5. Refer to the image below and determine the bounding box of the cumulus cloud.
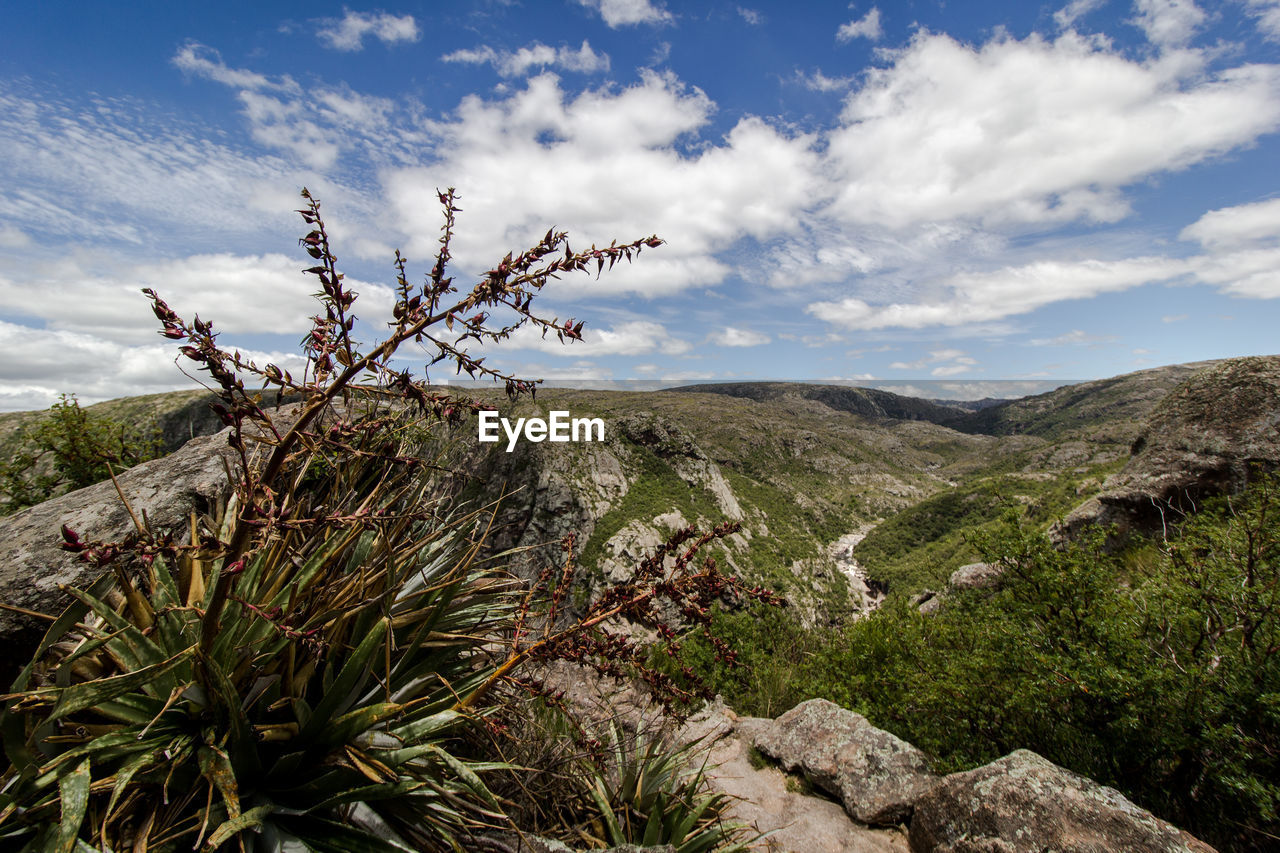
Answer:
[500,320,690,356]
[575,0,672,28]
[316,10,420,51]
[1131,0,1207,47]
[384,72,819,297]
[0,321,310,411]
[442,41,609,77]
[738,7,762,25]
[1180,196,1280,248]
[1182,198,1280,298]
[0,254,394,344]
[821,31,1280,229]
[710,327,770,347]
[838,8,882,42]
[808,256,1191,330]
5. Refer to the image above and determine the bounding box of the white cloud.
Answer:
[1180,196,1280,248]
[738,7,762,25]
[1132,0,1207,47]
[0,83,302,245]
[808,256,1191,330]
[575,0,672,28]
[0,254,395,344]
[1182,197,1280,297]
[169,43,425,175]
[316,10,420,51]
[1190,246,1280,297]
[442,41,610,77]
[710,327,770,347]
[1246,0,1280,41]
[385,72,819,297]
[797,69,855,92]
[1054,0,1106,29]
[1029,329,1118,345]
[822,31,1280,229]
[501,319,690,357]
[888,348,978,376]
[0,321,311,412]
[0,225,31,248]
[172,43,298,93]
[838,8,882,42]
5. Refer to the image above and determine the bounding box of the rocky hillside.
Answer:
[1057,355,1280,542]
[2,358,1246,619]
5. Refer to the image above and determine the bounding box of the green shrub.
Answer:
[0,394,162,514]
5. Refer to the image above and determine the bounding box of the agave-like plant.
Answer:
[583,721,755,853]
[0,410,520,852]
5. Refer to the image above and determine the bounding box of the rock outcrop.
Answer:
[678,701,910,853]
[0,429,240,684]
[909,749,1217,853]
[947,561,1001,590]
[1056,356,1280,543]
[753,698,938,826]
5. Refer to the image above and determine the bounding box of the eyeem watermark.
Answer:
[478,410,605,452]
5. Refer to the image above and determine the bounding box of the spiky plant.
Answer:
[583,721,754,853]
[0,408,522,851]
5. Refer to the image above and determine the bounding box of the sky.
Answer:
[1,0,1279,410]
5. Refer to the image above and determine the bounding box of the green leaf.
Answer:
[47,645,196,722]
[205,803,277,849]
[300,618,389,740]
[54,759,89,853]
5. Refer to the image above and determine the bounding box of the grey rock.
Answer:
[1055,356,1280,544]
[0,429,241,682]
[754,698,938,826]
[948,562,1002,590]
[908,749,1217,853]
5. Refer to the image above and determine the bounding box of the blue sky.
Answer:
[1,0,1279,409]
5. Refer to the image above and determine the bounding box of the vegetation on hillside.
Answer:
[0,394,163,515]
[683,472,1280,851]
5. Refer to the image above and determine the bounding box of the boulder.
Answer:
[948,562,1002,590]
[908,749,1217,853]
[754,698,938,826]
[0,430,240,684]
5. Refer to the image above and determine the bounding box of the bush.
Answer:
[0,189,776,851]
[829,483,1280,851]
[0,394,162,514]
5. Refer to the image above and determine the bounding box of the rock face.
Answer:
[1057,356,1280,542]
[909,749,1217,853]
[0,430,239,684]
[753,698,938,826]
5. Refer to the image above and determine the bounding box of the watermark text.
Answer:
[478,410,605,452]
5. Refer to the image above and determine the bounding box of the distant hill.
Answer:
[2,358,1263,606]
